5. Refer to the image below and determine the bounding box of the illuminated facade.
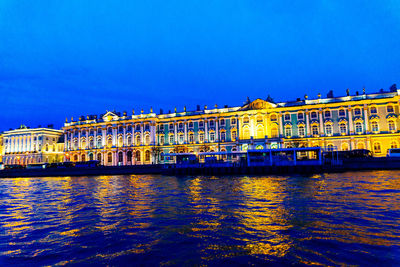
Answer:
[63,89,400,166]
[2,126,64,165]
[0,134,3,164]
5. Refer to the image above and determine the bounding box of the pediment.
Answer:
[102,111,119,122]
[240,98,276,111]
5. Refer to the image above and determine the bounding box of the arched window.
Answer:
[326,144,334,152]
[209,132,215,142]
[127,135,132,146]
[169,135,174,144]
[297,112,304,120]
[284,126,292,137]
[271,127,278,138]
[325,124,333,135]
[243,126,250,139]
[179,122,184,129]
[355,122,363,133]
[370,107,377,114]
[371,121,379,132]
[256,116,263,123]
[312,125,319,135]
[135,150,141,161]
[231,130,237,140]
[145,150,151,162]
[127,151,133,163]
[339,109,346,117]
[178,133,184,144]
[354,108,361,115]
[256,125,264,139]
[188,121,194,128]
[373,142,381,154]
[243,117,249,124]
[74,154,78,161]
[107,137,113,147]
[340,123,347,134]
[387,105,394,113]
[45,144,49,151]
[324,110,331,118]
[118,152,123,163]
[97,138,102,148]
[220,131,226,141]
[284,113,290,121]
[270,115,277,122]
[136,135,141,145]
[311,112,317,119]
[342,142,349,151]
[89,138,94,148]
[145,135,150,145]
[298,126,305,136]
[118,136,123,147]
[89,153,94,161]
[97,153,102,162]
[209,120,215,127]
[388,121,396,131]
[357,142,365,149]
[189,133,194,143]
[107,152,112,163]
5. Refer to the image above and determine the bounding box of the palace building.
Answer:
[2,126,64,165]
[63,88,400,166]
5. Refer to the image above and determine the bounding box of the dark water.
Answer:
[1,171,400,266]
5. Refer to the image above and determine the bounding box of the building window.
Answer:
[354,108,361,115]
[118,126,123,133]
[127,125,132,132]
[220,119,225,126]
[270,115,277,122]
[256,126,264,139]
[220,132,226,141]
[135,124,141,131]
[97,138,102,148]
[127,136,132,146]
[325,124,332,135]
[89,139,94,148]
[97,153,102,162]
[297,113,304,120]
[256,116,263,123]
[179,134,184,144]
[312,125,319,135]
[209,120,215,127]
[373,142,381,154]
[370,107,377,114]
[285,127,292,137]
[243,117,249,124]
[179,122,183,129]
[199,121,204,128]
[118,152,123,163]
[145,135,150,145]
[145,150,150,162]
[169,123,174,130]
[118,136,123,147]
[387,105,394,113]
[127,151,132,162]
[371,121,379,132]
[169,135,174,144]
[231,131,237,140]
[243,127,250,139]
[160,135,165,145]
[324,110,331,118]
[391,141,398,149]
[209,132,215,142]
[311,112,317,119]
[107,152,112,163]
[357,142,365,149]
[271,127,278,138]
[136,135,141,145]
[231,118,237,125]
[298,126,305,136]
[389,121,396,131]
[144,124,150,131]
[189,133,194,143]
[159,124,164,131]
[199,133,204,143]
[107,138,113,147]
[339,109,346,117]
[355,122,363,133]
[136,150,141,161]
[326,144,334,152]
[284,114,290,121]
[189,122,194,128]
[342,142,349,151]
[340,124,347,134]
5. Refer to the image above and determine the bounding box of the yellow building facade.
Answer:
[63,89,400,166]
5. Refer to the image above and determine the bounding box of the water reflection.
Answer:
[0,171,399,265]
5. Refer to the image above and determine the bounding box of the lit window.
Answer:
[298,126,305,136]
[389,121,396,131]
[169,135,174,144]
[220,132,226,141]
[324,110,331,118]
[243,117,249,124]
[210,132,215,142]
[371,121,379,132]
[270,115,277,122]
[391,141,398,149]
[231,118,237,125]
[340,124,347,134]
[355,122,363,133]
[285,127,292,137]
[325,124,332,135]
[145,135,150,145]
[189,133,194,143]
[231,131,237,140]
[312,125,319,135]
[136,135,141,145]
[160,135,165,145]
[179,134,184,144]
[199,133,204,143]
[311,112,317,119]
[256,116,263,123]
[271,127,278,138]
[373,142,381,154]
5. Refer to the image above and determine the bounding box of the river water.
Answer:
[1,171,399,266]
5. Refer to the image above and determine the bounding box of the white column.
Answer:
[205,119,208,142]
[319,109,324,135]
[363,106,369,133]
[184,121,187,143]
[348,107,354,134]
[279,113,283,137]
[305,111,310,137]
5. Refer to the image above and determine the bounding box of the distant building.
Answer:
[2,125,64,165]
[0,134,3,166]
[63,89,400,166]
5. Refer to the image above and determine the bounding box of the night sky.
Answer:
[0,0,399,131]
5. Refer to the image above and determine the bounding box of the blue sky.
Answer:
[0,0,399,131]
